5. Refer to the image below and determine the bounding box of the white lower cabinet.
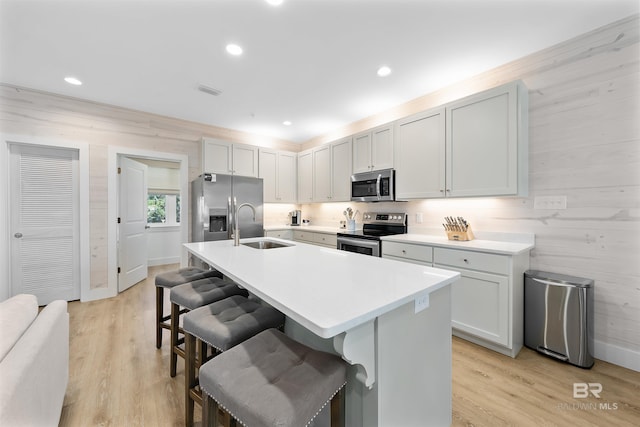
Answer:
[382,241,529,357]
[313,232,337,248]
[293,230,337,248]
[264,229,293,240]
[448,268,509,347]
[381,241,433,266]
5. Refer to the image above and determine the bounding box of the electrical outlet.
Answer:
[534,195,567,210]
[415,294,430,313]
[416,212,423,224]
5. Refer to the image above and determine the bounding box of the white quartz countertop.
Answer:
[381,233,534,255]
[264,224,345,234]
[184,238,459,339]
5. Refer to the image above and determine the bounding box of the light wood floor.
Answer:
[60,265,640,427]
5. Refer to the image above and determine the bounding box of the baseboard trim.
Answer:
[594,339,640,372]
[148,257,180,267]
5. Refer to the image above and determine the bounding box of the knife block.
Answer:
[446,225,474,241]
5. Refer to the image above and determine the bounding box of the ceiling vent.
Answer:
[198,84,222,96]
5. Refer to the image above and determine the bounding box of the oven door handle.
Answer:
[337,236,380,250]
[376,173,382,200]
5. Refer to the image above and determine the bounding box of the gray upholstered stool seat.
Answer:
[183,295,286,426]
[155,267,222,349]
[200,328,348,427]
[156,267,222,289]
[169,278,249,377]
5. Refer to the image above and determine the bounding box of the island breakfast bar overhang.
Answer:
[183,238,460,427]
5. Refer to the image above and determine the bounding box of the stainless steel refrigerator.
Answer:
[191,173,264,247]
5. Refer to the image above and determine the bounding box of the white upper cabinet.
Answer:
[395,108,445,199]
[259,149,297,203]
[297,149,313,203]
[352,124,394,173]
[312,145,331,202]
[445,80,528,197]
[202,138,232,174]
[202,138,259,178]
[330,137,352,202]
[311,137,352,203]
[394,80,528,199]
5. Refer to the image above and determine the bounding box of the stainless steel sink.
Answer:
[242,240,293,250]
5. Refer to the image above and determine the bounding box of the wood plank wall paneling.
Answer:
[300,15,640,364]
[0,15,638,366]
[0,84,298,298]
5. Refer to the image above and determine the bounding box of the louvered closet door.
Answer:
[9,144,80,305]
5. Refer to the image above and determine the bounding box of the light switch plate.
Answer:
[534,195,567,210]
[416,212,423,223]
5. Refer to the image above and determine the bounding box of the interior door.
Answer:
[9,143,80,304]
[118,157,148,292]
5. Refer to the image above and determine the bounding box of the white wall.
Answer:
[147,226,181,266]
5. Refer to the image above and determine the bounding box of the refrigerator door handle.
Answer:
[228,196,233,239]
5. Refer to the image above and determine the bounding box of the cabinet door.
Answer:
[259,149,278,202]
[202,138,232,174]
[277,151,297,203]
[371,124,394,171]
[232,143,259,177]
[313,145,332,202]
[440,266,510,347]
[394,108,445,199]
[297,150,313,203]
[331,137,352,201]
[352,132,372,173]
[446,82,520,197]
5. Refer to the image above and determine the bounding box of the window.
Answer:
[147,194,180,225]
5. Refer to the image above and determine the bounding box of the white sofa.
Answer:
[0,294,69,426]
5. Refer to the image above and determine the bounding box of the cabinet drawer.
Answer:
[265,230,293,240]
[382,241,433,263]
[293,230,314,242]
[434,247,509,275]
[313,233,337,247]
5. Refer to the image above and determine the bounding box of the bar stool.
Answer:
[155,267,222,349]
[200,328,348,427]
[169,278,249,377]
[183,295,286,426]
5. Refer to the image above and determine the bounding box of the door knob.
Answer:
[14,232,23,238]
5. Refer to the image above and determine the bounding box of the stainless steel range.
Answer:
[336,212,407,257]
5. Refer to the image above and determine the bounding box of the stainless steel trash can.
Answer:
[524,270,594,368]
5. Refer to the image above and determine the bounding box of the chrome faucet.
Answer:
[234,200,256,246]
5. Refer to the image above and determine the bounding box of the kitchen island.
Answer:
[184,237,460,427]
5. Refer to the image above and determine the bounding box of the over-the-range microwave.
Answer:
[351,168,395,202]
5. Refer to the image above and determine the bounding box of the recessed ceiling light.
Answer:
[64,76,82,85]
[226,44,243,56]
[377,66,391,77]
[283,121,292,126]
[265,0,284,5]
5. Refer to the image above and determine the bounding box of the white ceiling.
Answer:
[1,0,638,143]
